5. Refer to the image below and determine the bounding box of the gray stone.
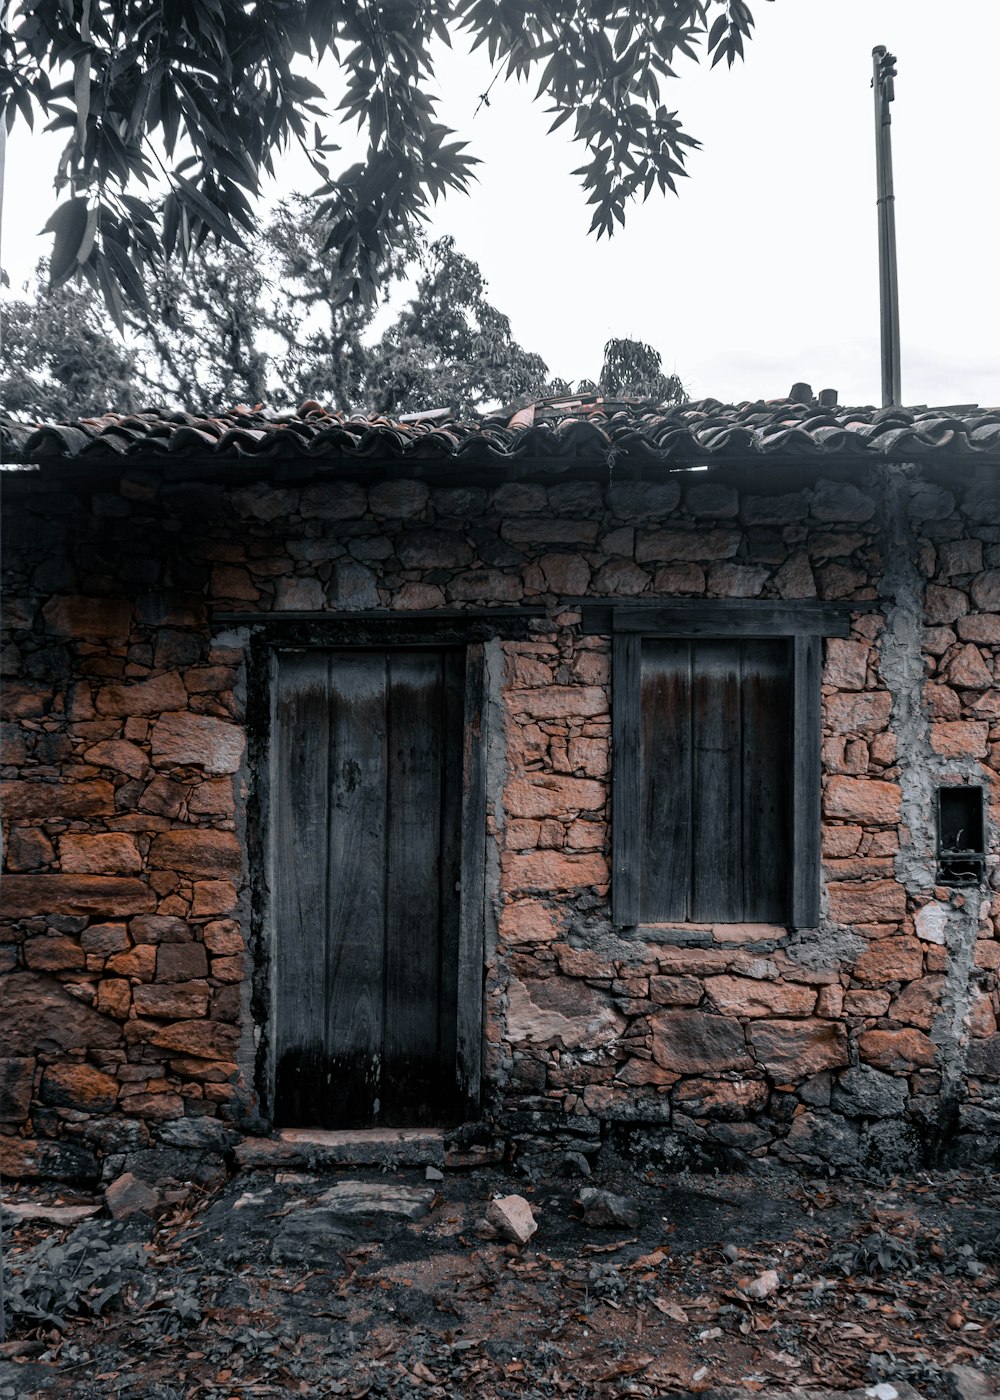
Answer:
[782,1110,861,1167]
[271,1210,353,1265]
[831,1065,908,1119]
[686,482,739,518]
[606,481,681,518]
[486,1193,538,1244]
[0,973,122,1056]
[329,560,379,608]
[156,1116,238,1151]
[944,1364,1000,1399]
[1,1201,101,1225]
[576,1187,641,1228]
[123,1146,227,1188]
[311,1181,436,1221]
[105,1171,160,1220]
[862,1119,922,1171]
[0,1056,35,1122]
[810,479,876,523]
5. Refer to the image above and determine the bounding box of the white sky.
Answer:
[3,0,999,410]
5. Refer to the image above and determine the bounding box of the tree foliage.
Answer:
[0,1,762,320]
[1,211,685,421]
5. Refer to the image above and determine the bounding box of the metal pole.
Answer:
[873,45,901,408]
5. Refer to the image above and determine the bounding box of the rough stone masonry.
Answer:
[2,441,1000,1187]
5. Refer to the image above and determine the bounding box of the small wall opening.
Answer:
[937,785,985,885]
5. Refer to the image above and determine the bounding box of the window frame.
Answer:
[610,601,851,932]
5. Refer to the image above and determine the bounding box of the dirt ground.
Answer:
[2,1153,1000,1399]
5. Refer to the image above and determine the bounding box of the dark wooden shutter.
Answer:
[639,639,792,923]
[272,648,465,1129]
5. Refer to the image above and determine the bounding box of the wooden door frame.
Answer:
[243,612,536,1128]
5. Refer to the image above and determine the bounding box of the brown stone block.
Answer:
[825,691,892,735]
[83,739,150,779]
[957,613,1000,644]
[106,945,156,981]
[822,824,863,858]
[827,879,906,925]
[858,1027,936,1071]
[843,989,892,1016]
[656,947,729,975]
[970,570,1000,611]
[210,955,242,983]
[1,972,122,1055]
[747,1019,848,1077]
[704,975,816,1018]
[186,778,236,816]
[60,832,142,874]
[156,942,209,982]
[130,914,191,944]
[649,975,703,1006]
[930,720,989,758]
[1,874,154,918]
[41,1062,119,1113]
[671,1076,769,1120]
[498,900,563,946]
[95,672,188,718]
[96,979,133,1018]
[151,712,245,775]
[505,687,607,721]
[925,584,969,625]
[505,976,625,1049]
[167,1058,238,1081]
[947,643,993,689]
[855,935,925,987]
[191,879,238,916]
[506,774,606,819]
[133,981,211,1018]
[553,943,616,979]
[24,935,85,971]
[889,974,947,1030]
[0,1057,35,1122]
[706,562,768,598]
[823,775,900,825]
[824,639,869,690]
[4,827,55,872]
[923,682,962,720]
[1,779,115,820]
[199,921,241,957]
[149,1019,239,1060]
[969,992,998,1038]
[149,829,241,878]
[614,1057,677,1086]
[823,857,896,881]
[42,595,131,640]
[636,528,740,564]
[650,1010,752,1074]
[653,563,706,594]
[502,849,609,894]
[120,1090,186,1121]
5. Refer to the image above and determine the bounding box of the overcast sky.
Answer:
[3,0,998,411]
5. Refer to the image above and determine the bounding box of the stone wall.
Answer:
[2,459,999,1182]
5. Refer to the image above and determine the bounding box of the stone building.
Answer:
[3,392,1000,1186]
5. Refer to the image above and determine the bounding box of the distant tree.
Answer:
[363,236,549,416]
[0,2,761,317]
[0,263,144,419]
[0,219,686,420]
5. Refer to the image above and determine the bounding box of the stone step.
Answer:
[235,1127,447,1171]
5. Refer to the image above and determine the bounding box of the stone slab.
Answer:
[235,1127,447,1171]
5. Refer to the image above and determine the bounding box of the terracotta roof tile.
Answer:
[3,397,1000,473]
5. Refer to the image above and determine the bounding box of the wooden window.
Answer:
[611,603,840,931]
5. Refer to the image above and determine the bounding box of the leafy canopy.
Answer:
[1,205,686,419]
[0,1,761,321]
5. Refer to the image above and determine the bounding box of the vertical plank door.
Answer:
[272,648,466,1129]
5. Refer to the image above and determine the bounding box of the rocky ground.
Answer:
[2,1155,1000,1399]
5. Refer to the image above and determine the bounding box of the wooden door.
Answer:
[271,648,467,1129]
[639,638,792,923]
